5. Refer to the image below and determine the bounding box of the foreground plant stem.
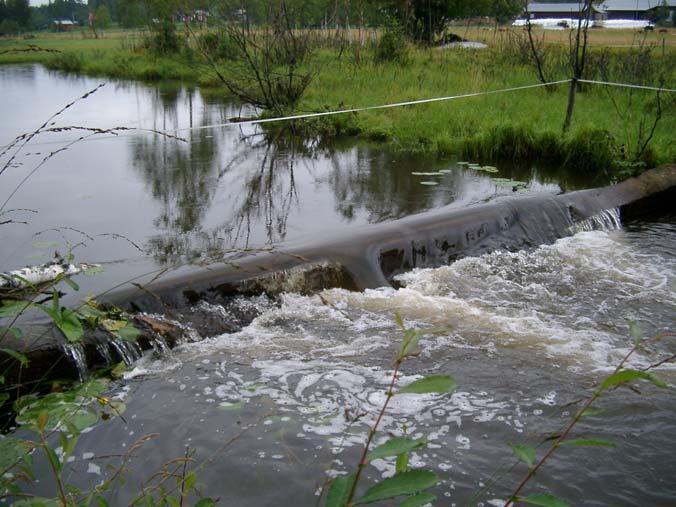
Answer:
[506,332,672,505]
[40,432,68,507]
[345,358,403,506]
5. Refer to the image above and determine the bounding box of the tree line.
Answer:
[0,0,526,39]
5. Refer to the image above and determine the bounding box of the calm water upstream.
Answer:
[1,65,675,506]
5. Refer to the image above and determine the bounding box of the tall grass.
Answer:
[2,29,674,171]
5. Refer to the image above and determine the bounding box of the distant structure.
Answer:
[525,2,595,19]
[596,0,676,20]
[51,19,77,31]
[525,1,675,21]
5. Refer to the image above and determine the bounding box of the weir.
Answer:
[2,164,675,384]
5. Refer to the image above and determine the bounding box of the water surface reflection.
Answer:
[0,64,597,297]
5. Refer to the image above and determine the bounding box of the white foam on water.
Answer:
[387,230,675,370]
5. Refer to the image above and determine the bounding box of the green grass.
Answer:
[2,29,674,172]
[297,45,675,170]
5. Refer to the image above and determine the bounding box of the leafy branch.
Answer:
[326,314,456,507]
[505,325,674,507]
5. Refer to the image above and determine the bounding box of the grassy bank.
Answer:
[1,27,675,173]
[298,44,675,172]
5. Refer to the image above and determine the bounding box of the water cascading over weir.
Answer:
[3,165,675,383]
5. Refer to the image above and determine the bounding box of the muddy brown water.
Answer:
[1,65,675,506]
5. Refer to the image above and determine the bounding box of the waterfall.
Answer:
[147,330,170,354]
[108,337,142,365]
[61,343,88,382]
[568,208,622,234]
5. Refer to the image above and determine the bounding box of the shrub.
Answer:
[45,52,83,72]
[563,126,617,173]
[374,27,409,64]
[197,31,238,60]
[147,19,182,55]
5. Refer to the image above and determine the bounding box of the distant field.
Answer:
[449,24,676,48]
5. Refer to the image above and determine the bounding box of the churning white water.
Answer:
[78,223,676,505]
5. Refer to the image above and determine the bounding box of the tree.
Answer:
[377,0,493,43]
[6,0,29,28]
[491,0,522,24]
[94,4,111,28]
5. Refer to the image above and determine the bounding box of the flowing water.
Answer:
[0,64,604,308]
[22,217,675,506]
[1,65,675,505]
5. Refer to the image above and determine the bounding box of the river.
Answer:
[1,65,675,506]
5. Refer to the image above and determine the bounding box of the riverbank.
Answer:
[1,27,675,173]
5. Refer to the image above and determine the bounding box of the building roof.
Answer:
[53,19,76,25]
[527,2,589,13]
[598,0,676,11]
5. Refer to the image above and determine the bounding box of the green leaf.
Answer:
[110,361,127,379]
[165,497,180,507]
[398,375,456,395]
[55,308,84,343]
[394,312,405,330]
[326,474,356,507]
[184,471,197,491]
[115,322,142,342]
[39,305,84,343]
[78,303,105,320]
[194,499,217,507]
[560,439,615,448]
[509,444,536,467]
[600,369,667,391]
[628,320,643,346]
[399,329,421,359]
[396,453,409,475]
[13,497,61,507]
[94,495,110,507]
[37,410,49,432]
[354,470,438,505]
[519,493,572,507]
[0,436,34,470]
[69,410,99,431]
[62,276,80,291]
[0,392,9,407]
[0,300,32,318]
[399,493,437,507]
[44,445,62,472]
[101,318,127,332]
[369,437,427,462]
[1,348,29,366]
[0,326,23,339]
